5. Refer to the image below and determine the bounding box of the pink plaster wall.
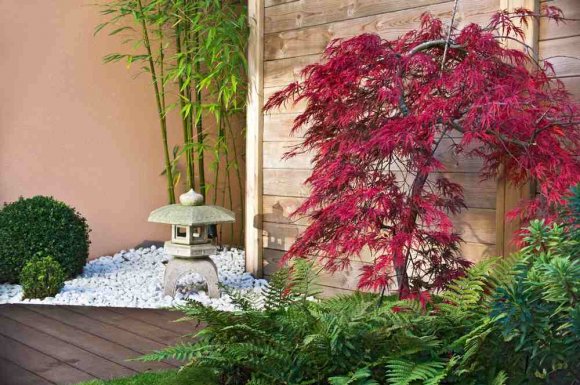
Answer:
[0,0,212,258]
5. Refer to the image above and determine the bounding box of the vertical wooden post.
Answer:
[245,0,264,276]
[496,0,539,256]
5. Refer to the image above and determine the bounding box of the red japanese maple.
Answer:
[264,7,579,296]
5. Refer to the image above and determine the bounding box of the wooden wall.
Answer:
[249,0,579,294]
[540,0,580,100]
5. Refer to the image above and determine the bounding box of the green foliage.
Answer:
[97,0,249,243]
[329,368,378,385]
[0,196,90,283]
[19,255,66,299]
[142,193,579,385]
[490,219,579,383]
[141,259,499,385]
[74,367,217,385]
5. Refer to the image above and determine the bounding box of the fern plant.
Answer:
[142,191,579,385]
[142,258,504,385]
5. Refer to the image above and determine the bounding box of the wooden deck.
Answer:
[0,305,200,385]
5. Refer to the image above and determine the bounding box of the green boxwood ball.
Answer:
[0,196,90,283]
[20,255,66,299]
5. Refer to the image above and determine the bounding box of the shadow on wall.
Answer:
[260,201,301,253]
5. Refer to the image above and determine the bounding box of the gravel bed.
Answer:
[0,246,267,310]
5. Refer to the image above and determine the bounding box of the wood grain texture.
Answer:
[0,333,95,385]
[264,0,499,60]
[264,113,305,141]
[264,113,463,141]
[265,53,320,87]
[263,139,485,171]
[24,306,174,361]
[246,0,266,276]
[0,357,53,385]
[264,86,308,114]
[264,236,494,292]
[0,314,135,381]
[539,0,580,41]
[540,35,580,77]
[262,207,496,245]
[265,0,452,33]
[263,169,497,208]
[266,0,298,8]
[561,76,580,101]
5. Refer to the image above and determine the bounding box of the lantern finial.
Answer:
[179,189,204,206]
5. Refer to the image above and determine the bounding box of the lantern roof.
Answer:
[148,204,235,226]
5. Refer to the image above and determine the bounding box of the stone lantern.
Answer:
[148,189,235,298]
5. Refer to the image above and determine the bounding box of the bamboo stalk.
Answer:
[137,0,176,204]
[175,22,195,190]
[212,115,224,205]
[193,27,206,201]
[225,116,245,242]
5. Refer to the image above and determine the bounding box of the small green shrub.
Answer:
[489,222,579,383]
[0,196,90,283]
[20,255,66,299]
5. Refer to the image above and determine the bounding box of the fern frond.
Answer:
[489,371,507,385]
[385,359,446,385]
[138,342,201,362]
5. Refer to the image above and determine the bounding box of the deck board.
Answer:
[0,305,200,385]
[0,357,54,385]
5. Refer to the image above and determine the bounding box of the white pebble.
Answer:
[0,246,267,311]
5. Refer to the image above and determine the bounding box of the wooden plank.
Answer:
[0,305,170,373]
[64,306,183,345]
[262,194,501,246]
[264,113,463,142]
[246,0,266,277]
[561,76,580,101]
[265,0,453,34]
[265,53,319,87]
[264,238,494,272]
[266,0,298,7]
[263,248,380,294]
[263,142,312,169]
[0,314,135,380]
[263,168,312,197]
[0,334,95,385]
[263,245,491,293]
[264,113,305,141]
[263,195,308,226]
[264,87,307,114]
[539,0,580,41]
[539,35,580,77]
[452,208,497,245]
[262,207,496,246]
[263,169,497,208]
[498,0,539,256]
[461,242,497,263]
[107,307,198,336]
[0,356,54,385]
[263,139,485,171]
[24,306,175,363]
[264,0,499,60]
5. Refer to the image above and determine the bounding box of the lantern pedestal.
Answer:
[163,253,220,298]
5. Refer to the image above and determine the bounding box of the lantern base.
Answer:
[163,256,220,298]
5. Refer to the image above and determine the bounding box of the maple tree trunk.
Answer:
[396,171,429,297]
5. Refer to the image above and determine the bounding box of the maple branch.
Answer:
[408,39,465,56]
[441,0,460,70]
